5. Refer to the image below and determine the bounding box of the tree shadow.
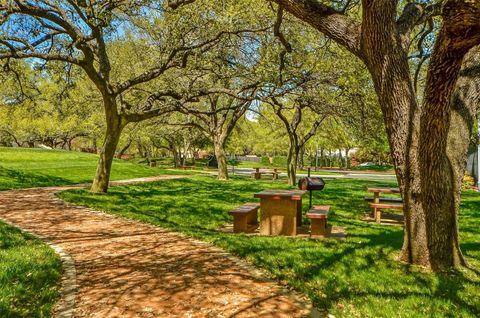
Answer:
[0,165,73,190]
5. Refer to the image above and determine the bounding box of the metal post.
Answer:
[307,167,312,208]
[309,190,313,209]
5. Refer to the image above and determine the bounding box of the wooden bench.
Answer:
[368,202,403,223]
[306,205,330,237]
[229,203,260,233]
[364,197,402,203]
[179,165,195,170]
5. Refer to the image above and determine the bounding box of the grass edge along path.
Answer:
[58,175,480,318]
[0,220,63,318]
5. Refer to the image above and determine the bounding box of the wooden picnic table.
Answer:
[254,190,306,236]
[367,187,402,222]
[252,168,279,180]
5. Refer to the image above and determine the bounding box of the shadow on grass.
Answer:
[0,165,74,190]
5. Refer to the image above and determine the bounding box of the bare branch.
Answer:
[396,2,441,49]
[0,51,83,65]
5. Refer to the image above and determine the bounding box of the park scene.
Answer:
[0,1,479,317]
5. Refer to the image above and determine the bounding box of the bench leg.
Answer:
[233,212,258,233]
[296,200,302,227]
[233,215,248,233]
[375,208,381,223]
[246,210,259,230]
[310,219,327,237]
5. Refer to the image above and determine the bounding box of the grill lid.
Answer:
[298,177,325,191]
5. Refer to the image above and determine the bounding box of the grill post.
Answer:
[308,167,312,208]
[309,190,313,209]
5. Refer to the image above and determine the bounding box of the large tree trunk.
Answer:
[172,146,181,168]
[360,2,430,267]
[320,148,324,168]
[338,149,344,169]
[364,10,479,269]
[214,136,228,180]
[91,98,125,193]
[345,148,351,169]
[408,45,480,269]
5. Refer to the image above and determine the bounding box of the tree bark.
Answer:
[345,148,351,169]
[286,138,299,186]
[214,136,228,180]
[172,145,181,168]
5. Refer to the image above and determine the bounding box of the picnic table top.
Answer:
[367,187,400,193]
[254,189,306,200]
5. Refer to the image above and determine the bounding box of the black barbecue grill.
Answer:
[298,169,325,208]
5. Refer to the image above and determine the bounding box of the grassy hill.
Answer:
[0,147,180,190]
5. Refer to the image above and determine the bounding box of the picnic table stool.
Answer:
[229,202,260,233]
[306,205,330,237]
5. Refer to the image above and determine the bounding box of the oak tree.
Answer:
[271,0,480,269]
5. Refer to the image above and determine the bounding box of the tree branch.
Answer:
[396,2,441,49]
[270,0,362,57]
[299,114,327,147]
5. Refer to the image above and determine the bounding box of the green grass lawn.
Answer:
[59,176,480,317]
[0,147,192,190]
[0,222,62,317]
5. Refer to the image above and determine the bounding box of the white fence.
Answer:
[466,151,478,181]
[231,155,261,162]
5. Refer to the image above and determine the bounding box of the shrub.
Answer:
[462,173,476,190]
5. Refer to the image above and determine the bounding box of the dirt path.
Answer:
[0,176,311,318]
